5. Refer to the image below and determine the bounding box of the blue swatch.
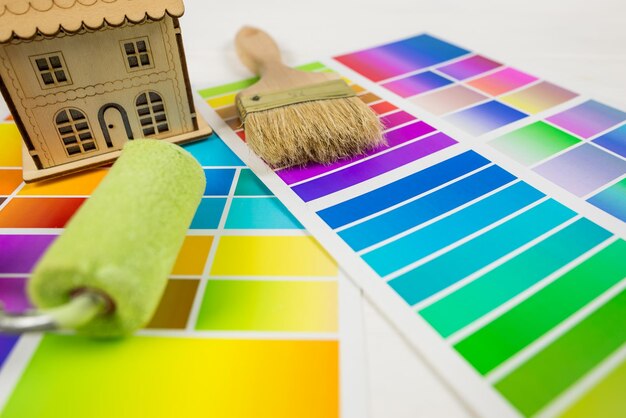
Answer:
[338,165,516,251]
[225,198,303,229]
[204,169,236,196]
[190,198,227,229]
[389,199,576,306]
[363,182,545,276]
[184,134,244,167]
[592,124,626,158]
[446,101,528,136]
[318,151,490,229]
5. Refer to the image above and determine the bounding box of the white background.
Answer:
[179,1,626,416]
[3,1,623,416]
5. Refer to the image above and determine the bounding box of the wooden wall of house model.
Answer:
[0,0,212,182]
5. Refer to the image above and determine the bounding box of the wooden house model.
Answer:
[0,0,211,181]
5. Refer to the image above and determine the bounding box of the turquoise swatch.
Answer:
[420,218,611,337]
[363,181,544,276]
[588,178,626,222]
[225,198,303,229]
[235,169,273,196]
[389,199,576,305]
[183,134,244,167]
[190,198,227,229]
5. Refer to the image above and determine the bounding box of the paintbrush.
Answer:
[234,26,384,168]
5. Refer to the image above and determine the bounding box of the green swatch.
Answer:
[495,288,626,416]
[455,239,626,375]
[421,218,611,337]
[490,122,581,166]
[198,62,328,98]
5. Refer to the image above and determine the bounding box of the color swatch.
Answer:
[534,144,626,197]
[200,39,626,418]
[0,118,363,417]
[410,84,488,116]
[445,101,527,135]
[490,122,581,166]
[547,100,626,138]
[437,55,501,80]
[382,71,452,97]
[592,123,626,157]
[334,34,469,82]
[336,37,580,137]
[2,335,339,418]
[500,81,578,114]
[466,67,537,96]
[588,178,626,221]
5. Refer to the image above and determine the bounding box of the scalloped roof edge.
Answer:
[0,0,185,42]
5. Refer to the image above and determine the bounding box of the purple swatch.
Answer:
[0,334,19,367]
[547,100,626,139]
[380,111,416,130]
[437,55,502,80]
[292,132,457,202]
[0,278,31,312]
[534,144,626,197]
[382,71,452,98]
[0,235,57,273]
[277,121,436,185]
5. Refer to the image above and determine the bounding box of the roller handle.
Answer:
[235,26,284,75]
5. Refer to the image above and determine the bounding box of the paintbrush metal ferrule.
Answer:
[236,79,356,123]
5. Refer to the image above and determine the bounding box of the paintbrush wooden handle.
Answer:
[235,26,284,75]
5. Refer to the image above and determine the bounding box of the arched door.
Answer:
[98,104,134,149]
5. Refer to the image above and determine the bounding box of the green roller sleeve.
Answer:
[28,139,205,337]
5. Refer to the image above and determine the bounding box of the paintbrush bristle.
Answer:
[243,96,385,168]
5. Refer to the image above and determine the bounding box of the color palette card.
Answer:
[197,42,626,418]
[0,120,367,418]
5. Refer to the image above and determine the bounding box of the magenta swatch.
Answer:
[380,111,416,130]
[292,132,457,202]
[0,235,57,273]
[437,55,502,80]
[0,278,30,313]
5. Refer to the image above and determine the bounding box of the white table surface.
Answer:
[179,1,625,416]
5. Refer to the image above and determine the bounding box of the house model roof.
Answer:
[0,0,184,42]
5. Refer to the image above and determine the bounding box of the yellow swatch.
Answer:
[171,235,213,275]
[0,123,22,167]
[19,168,108,195]
[207,93,237,109]
[211,235,337,276]
[1,334,339,418]
[560,359,626,418]
[196,280,338,332]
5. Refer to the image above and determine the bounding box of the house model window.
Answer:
[122,38,153,70]
[137,91,169,136]
[55,108,97,156]
[31,53,71,88]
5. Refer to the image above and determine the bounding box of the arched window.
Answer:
[55,108,96,156]
[136,91,169,137]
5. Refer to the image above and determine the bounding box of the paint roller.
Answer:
[0,139,205,337]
